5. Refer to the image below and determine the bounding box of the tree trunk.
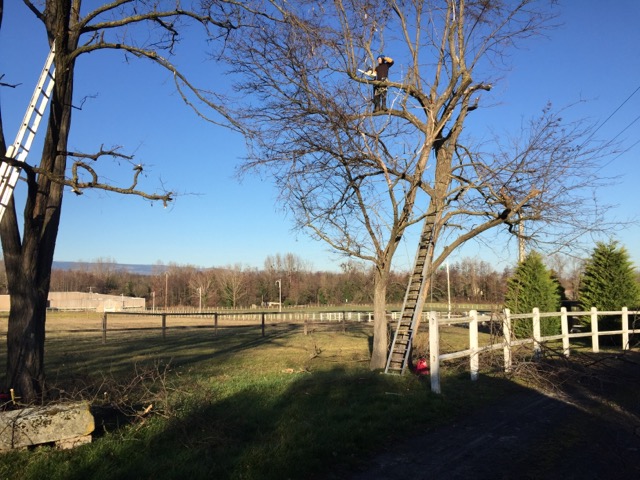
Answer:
[5,281,48,404]
[1,183,61,403]
[1,19,75,402]
[0,190,54,402]
[370,269,389,370]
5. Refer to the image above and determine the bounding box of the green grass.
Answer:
[0,324,520,479]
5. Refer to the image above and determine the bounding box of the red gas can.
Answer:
[415,357,429,375]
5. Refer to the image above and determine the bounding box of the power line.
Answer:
[590,85,640,140]
[611,137,640,163]
[610,114,640,144]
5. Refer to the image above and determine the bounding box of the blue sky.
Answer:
[1,1,639,273]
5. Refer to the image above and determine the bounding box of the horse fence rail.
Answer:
[98,310,375,343]
[429,306,640,394]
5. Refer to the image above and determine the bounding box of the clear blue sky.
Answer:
[1,1,639,272]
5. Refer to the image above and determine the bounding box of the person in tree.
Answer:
[373,54,394,112]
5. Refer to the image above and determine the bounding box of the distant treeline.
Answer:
[0,255,511,308]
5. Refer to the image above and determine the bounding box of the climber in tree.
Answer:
[373,54,394,112]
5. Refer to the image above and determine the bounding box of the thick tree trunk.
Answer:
[1,187,59,404]
[370,270,389,370]
[5,276,48,403]
[1,13,75,402]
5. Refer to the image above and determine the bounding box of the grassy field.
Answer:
[0,311,518,479]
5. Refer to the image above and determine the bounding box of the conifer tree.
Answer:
[579,241,640,329]
[505,252,561,338]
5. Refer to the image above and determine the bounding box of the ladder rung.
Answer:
[386,228,433,375]
[0,43,55,224]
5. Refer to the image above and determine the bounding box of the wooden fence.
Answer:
[99,310,375,343]
[429,307,640,394]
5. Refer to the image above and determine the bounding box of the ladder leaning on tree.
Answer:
[384,228,434,375]
[0,43,56,223]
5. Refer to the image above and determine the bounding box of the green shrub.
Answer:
[505,252,561,338]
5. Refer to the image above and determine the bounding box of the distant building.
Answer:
[0,292,145,312]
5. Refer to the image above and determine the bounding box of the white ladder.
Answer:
[0,43,56,222]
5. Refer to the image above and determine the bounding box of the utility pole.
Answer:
[276,279,282,313]
[165,272,168,311]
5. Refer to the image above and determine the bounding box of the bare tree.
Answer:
[216,263,247,308]
[227,0,616,368]
[264,252,312,304]
[0,0,246,402]
[188,269,217,308]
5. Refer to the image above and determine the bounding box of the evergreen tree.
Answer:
[505,252,562,338]
[579,241,640,329]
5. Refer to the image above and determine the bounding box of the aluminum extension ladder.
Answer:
[384,230,433,374]
[0,43,56,222]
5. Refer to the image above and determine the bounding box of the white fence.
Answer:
[150,310,375,323]
[429,307,640,394]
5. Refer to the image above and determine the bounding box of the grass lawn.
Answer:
[0,317,518,479]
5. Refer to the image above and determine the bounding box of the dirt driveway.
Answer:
[348,351,640,479]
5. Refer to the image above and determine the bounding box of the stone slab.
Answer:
[0,401,94,451]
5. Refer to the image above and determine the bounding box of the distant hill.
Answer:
[53,261,158,275]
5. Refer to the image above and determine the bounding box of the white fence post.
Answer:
[469,310,479,381]
[622,307,629,350]
[503,308,512,373]
[429,312,441,394]
[560,307,570,357]
[532,307,541,357]
[591,307,599,353]
[423,306,632,394]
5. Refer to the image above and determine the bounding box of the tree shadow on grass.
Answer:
[10,359,635,480]
[106,356,640,479]
[41,325,306,385]
[35,367,449,479]
[4,336,640,480]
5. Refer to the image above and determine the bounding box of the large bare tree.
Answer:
[227,0,615,368]
[0,0,245,402]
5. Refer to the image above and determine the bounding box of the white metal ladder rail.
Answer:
[384,230,433,374]
[0,43,56,222]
